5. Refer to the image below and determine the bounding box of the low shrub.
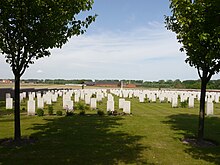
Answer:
[77,102,85,111]
[107,111,112,115]
[112,110,118,116]
[56,110,63,116]
[91,94,96,98]
[85,105,90,110]
[180,101,187,108]
[79,110,85,115]
[66,111,74,116]
[37,109,44,116]
[48,105,53,115]
[107,110,117,116]
[97,110,105,116]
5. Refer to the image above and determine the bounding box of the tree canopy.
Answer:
[0,0,96,141]
[0,0,96,77]
[165,0,220,81]
[165,0,220,141]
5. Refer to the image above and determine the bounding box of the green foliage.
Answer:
[0,0,96,141]
[1,97,220,164]
[0,1,96,76]
[75,102,85,111]
[166,0,220,141]
[48,105,54,116]
[85,105,91,111]
[107,110,117,116]
[180,101,188,108]
[165,0,220,80]
[79,110,85,116]
[66,111,74,116]
[97,110,105,116]
[91,94,96,98]
[36,109,44,116]
[56,110,63,116]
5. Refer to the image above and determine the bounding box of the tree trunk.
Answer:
[14,74,21,141]
[198,78,207,141]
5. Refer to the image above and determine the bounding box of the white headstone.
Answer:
[6,93,11,99]
[139,95,145,103]
[37,98,44,109]
[85,95,91,105]
[65,100,74,111]
[123,101,131,114]
[119,98,125,109]
[206,102,214,115]
[6,98,13,109]
[107,101,114,112]
[74,94,80,102]
[172,96,178,108]
[188,96,194,108]
[90,98,97,109]
[28,100,36,116]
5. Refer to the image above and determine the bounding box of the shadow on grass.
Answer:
[0,115,150,165]
[164,114,220,164]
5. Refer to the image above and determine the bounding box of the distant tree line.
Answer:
[141,79,220,89]
[2,79,220,89]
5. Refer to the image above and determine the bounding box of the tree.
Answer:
[165,0,220,141]
[0,0,96,142]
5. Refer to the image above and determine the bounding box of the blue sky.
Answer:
[0,0,219,81]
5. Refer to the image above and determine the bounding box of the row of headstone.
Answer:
[4,88,218,116]
[109,89,220,115]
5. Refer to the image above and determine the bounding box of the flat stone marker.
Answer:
[28,100,36,116]
[6,98,13,109]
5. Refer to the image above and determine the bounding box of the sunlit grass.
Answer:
[0,95,220,164]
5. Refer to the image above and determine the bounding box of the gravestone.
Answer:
[85,95,91,105]
[64,100,74,111]
[28,100,36,116]
[37,98,44,109]
[139,95,145,103]
[206,101,214,115]
[90,98,97,109]
[6,93,11,99]
[119,98,125,109]
[123,101,131,114]
[6,98,13,109]
[188,96,194,108]
[74,94,80,102]
[151,94,156,103]
[172,96,178,108]
[107,100,114,112]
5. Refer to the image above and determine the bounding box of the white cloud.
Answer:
[37,70,43,73]
[0,22,205,80]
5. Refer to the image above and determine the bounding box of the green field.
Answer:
[0,96,220,165]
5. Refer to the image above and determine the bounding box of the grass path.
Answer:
[0,97,220,164]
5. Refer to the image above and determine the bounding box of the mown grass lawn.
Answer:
[0,96,220,165]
